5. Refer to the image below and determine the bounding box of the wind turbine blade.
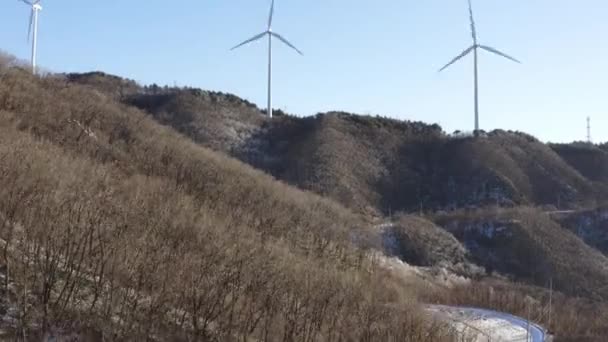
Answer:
[479,45,521,64]
[230,32,267,51]
[468,0,477,42]
[20,0,34,5]
[268,0,275,29]
[27,9,33,42]
[271,32,303,55]
[439,45,475,72]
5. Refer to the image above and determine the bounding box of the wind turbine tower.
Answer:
[20,0,43,75]
[439,0,521,137]
[231,0,303,119]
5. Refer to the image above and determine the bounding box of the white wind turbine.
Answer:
[231,0,303,118]
[20,0,43,74]
[439,0,520,136]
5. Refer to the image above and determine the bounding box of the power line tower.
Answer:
[587,117,592,144]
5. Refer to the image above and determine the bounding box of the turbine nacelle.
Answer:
[438,44,520,72]
[439,1,520,72]
[231,0,301,55]
[33,3,42,10]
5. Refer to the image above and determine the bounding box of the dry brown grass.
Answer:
[424,279,608,342]
[434,207,608,301]
[390,214,469,269]
[551,143,608,183]
[556,207,608,256]
[0,58,455,340]
[4,59,607,341]
[67,72,606,215]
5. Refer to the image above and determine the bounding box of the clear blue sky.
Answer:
[1,0,606,143]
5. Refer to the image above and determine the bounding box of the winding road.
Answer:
[427,305,548,342]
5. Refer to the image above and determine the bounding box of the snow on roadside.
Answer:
[427,305,547,342]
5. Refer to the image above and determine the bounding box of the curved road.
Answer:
[374,223,549,341]
[427,305,547,341]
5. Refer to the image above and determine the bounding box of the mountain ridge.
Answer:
[1,62,606,340]
[66,72,607,216]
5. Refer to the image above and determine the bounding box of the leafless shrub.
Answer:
[0,60,454,341]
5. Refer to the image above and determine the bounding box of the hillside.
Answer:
[65,72,607,216]
[2,59,608,340]
[554,207,608,256]
[0,56,454,340]
[381,214,479,277]
[67,72,267,154]
[434,207,608,301]
[246,125,601,213]
[551,142,608,183]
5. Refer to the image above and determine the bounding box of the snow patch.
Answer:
[427,305,547,342]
